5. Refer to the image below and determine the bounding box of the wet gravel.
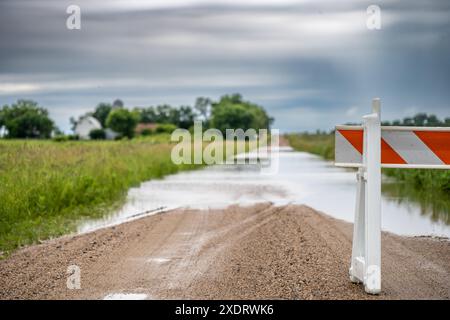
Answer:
[0,204,449,300]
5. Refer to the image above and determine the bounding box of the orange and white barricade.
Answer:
[335,99,450,294]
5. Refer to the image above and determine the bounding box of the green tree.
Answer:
[168,107,181,125]
[445,118,450,126]
[92,103,113,127]
[155,104,172,123]
[210,94,273,133]
[0,100,54,138]
[425,114,440,126]
[89,128,106,140]
[134,104,196,128]
[106,108,138,138]
[210,103,253,133]
[384,113,450,127]
[402,117,414,126]
[194,97,211,121]
[178,106,195,129]
[412,113,427,126]
[135,106,157,123]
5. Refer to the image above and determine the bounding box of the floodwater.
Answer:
[78,147,450,237]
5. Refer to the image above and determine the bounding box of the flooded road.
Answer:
[78,147,450,237]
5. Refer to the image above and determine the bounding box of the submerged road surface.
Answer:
[1,204,449,300]
[79,147,450,238]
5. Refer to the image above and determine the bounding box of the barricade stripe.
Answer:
[381,130,441,165]
[335,130,362,164]
[337,129,363,155]
[414,131,450,164]
[380,138,407,164]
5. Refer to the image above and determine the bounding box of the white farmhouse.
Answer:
[74,116,102,140]
[0,126,8,138]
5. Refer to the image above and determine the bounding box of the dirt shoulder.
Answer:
[1,203,449,300]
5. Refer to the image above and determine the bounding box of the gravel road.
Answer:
[1,203,449,299]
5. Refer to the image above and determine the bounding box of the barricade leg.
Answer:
[350,168,365,283]
[362,99,381,294]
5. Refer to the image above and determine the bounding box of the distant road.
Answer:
[1,203,449,299]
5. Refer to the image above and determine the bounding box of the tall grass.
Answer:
[0,135,200,254]
[383,168,450,193]
[0,134,258,254]
[286,132,334,160]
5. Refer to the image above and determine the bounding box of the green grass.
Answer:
[0,134,201,254]
[382,168,450,193]
[0,134,257,255]
[286,132,335,160]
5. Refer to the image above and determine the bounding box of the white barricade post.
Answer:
[335,98,450,294]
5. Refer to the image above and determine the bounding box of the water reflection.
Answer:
[78,147,450,237]
[382,181,450,226]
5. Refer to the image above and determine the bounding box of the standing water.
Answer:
[78,147,450,237]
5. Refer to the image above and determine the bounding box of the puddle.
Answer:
[103,293,148,300]
[147,257,171,264]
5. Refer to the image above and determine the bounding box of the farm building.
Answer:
[74,116,102,140]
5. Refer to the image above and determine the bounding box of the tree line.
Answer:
[381,113,450,127]
[0,94,274,139]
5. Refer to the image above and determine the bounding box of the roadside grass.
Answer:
[0,135,197,254]
[286,132,334,160]
[285,132,450,211]
[0,134,259,255]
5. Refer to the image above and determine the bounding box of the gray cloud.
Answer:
[0,0,449,132]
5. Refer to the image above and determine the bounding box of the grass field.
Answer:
[0,135,200,254]
[286,132,334,160]
[0,134,258,255]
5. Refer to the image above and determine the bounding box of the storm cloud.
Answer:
[1,0,449,132]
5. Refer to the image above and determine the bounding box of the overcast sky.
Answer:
[0,0,449,132]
